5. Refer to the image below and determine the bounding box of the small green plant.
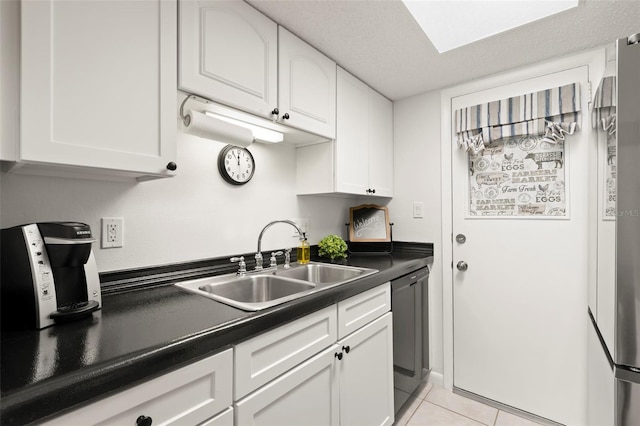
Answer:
[318,234,348,260]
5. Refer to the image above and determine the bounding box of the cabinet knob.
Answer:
[342,345,350,354]
[334,352,343,360]
[136,415,153,426]
[166,162,177,171]
[282,113,290,120]
[371,189,376,194]
[271,108,279,115]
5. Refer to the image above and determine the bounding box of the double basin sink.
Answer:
[175,261,378,311]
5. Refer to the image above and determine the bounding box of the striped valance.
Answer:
[456,83,581,154]
[592,76,616,135]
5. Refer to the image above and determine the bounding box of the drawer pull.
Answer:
[342,345,350,354]
[335,352,343,361]
[136,415,153,426]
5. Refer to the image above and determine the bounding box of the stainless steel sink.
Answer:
[175,274,316,311]
[174,262,378,311]
[273,262,367,284]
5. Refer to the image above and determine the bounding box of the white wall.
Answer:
[389,91,443,381]
[0,128,361,272]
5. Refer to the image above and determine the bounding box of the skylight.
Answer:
[402,0,580,53]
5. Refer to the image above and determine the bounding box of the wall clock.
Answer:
[217,144,255,185]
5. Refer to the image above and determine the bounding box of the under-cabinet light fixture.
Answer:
[204,111,284,143]
[402,0,579,53]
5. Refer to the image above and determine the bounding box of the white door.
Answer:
[452,66,591,425]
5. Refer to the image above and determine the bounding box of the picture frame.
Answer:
[349,204,391,242]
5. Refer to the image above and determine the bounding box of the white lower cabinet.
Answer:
[200,407,234,426]
[338,313,394,426]
[42,348,233,426]
[235,344,341,425]
[234,282,394,426]
[40,285,393,426]
[234,305,338,400]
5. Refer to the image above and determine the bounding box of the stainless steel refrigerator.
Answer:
[589,32,640,426]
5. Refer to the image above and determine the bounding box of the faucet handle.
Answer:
[284,248,292,269]
[230,256,246,275]
[254,252,263,271]
[270,251,283,268]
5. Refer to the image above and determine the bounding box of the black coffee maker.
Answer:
[1,222,102,329]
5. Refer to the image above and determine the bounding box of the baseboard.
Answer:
[426,369,444,387]
[453,387,563,426]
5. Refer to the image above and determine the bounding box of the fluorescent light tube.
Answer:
[203,111,284,143]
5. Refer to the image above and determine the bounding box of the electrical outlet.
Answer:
[291,218,309,237]
[101,217,124,248]
[413,202,424,218]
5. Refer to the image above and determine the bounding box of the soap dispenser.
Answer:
[297,234,310,264]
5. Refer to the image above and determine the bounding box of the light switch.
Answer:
[413,202,424,218]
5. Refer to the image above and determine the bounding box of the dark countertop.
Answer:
[1,244,433,425]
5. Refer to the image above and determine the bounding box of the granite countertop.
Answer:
[0,243,433,425]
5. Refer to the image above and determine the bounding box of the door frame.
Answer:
[439,48,606,390]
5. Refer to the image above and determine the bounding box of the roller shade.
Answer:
[456,82,581,154]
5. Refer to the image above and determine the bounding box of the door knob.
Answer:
[456,261,468,271]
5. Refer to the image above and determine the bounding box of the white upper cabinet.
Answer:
[297,67,393,196]
[178,2,336,139]
[179,0,278,119]
[277,27,336,139]
[368,88,394,197]
[11,0,177,180]
[335,67,393,197]
[335,66,369,195]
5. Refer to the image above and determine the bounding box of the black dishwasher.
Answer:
[391,266,429,413]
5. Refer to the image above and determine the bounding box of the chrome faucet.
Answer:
[255,220,305,270]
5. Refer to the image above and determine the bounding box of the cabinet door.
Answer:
[234,305,337,400]
[335,67,369,195]
[235,345,340,426]
[338,313,394,426]
[368,89,394,197]
[20,0,177,178]
[200,407,234,426]
[43,349,233,426]
[278,27,336,139]
[179,0,277,119]
[338,282,391,339]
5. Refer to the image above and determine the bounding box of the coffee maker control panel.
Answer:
[23,224,58,328]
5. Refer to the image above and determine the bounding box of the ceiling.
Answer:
[246,0,640,101]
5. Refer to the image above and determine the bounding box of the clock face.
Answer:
[218,145,255,185]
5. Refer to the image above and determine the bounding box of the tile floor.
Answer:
[394,382,544,426]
